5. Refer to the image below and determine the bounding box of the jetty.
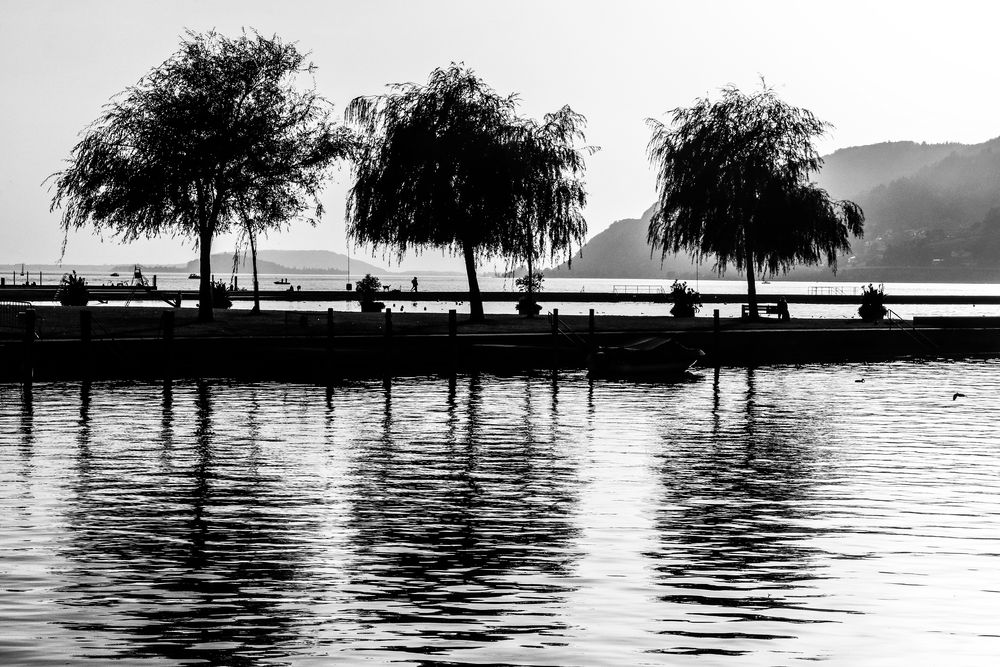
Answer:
[3,302,1000,382]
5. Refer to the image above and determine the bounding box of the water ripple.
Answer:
[2,361,999,664]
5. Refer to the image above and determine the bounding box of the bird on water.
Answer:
[953,393,966,400]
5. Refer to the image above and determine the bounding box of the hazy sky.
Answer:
[2,0,998,270]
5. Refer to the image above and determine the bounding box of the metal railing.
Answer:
[612,285,666,295]
[807,286,859,296]
[885,308,937,351]
[548,312,589,349]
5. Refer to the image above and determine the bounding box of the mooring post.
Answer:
[448,308,458,374]
[551,307,559,371]
[22,308,36,384]
[81,309,92,345]
[384,308,393,378]
[176,292,182,308]
[153,274,157,289]
[588,308,596,351]
[80,309,92,378]
[234,275,238,290]
[713,308,720,366]
[161,310,174,379]
[326,307,336,380]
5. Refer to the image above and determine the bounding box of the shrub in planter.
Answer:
[212,280,233,309]
[56,271,89,306]
[669,280,701,317]
[858,283,886,321]
[515,271,544,294]
[515,271,544,317]
[355,273,385,312]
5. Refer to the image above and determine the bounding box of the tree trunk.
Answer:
[198,230,214,323]
[462,239,485,322]
[249,229,260,313]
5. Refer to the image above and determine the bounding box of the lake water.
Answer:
[2,362,999,664]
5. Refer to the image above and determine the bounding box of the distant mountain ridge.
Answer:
[549,135,1000,280]
[123,250,387,276]
[814,140,974,199]
[547,206,706,279]
[849,137,1000,236]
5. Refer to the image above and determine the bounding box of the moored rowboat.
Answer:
[588,336,704,378]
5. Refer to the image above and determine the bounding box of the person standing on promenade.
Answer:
[411,277,419,292]
[777,297,790,320]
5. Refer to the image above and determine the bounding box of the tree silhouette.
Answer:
[647,85,864,318]
[346,64,591,321]
[50,30,352,321]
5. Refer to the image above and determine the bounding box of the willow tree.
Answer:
[508,108,593,307]
[235,115,354,312]
[346,65,591,321]
[647,85,864,318]
[50,30,351,321]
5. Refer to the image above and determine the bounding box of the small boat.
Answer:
[188,273,199,279]
[274,278,290,285]
[110,272,119,277]
[588,336,704,379]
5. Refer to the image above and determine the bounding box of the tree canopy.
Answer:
[346,64,591,321]
[50,30,353,321]
[646,84,864,317]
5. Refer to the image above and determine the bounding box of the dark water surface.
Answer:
[2,362,999,664]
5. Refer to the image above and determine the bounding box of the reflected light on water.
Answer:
[1,362,999,664]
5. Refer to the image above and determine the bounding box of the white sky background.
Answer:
[1,0,998,271]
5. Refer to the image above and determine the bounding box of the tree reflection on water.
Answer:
[57,381,323,664]
[644,367,858,656]
[339,373,583,656]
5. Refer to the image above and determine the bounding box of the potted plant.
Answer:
[858,283,887,322]
[56,271,89,306]
[669,280,701,317]
[199,280,233,309]
[355,274,385,313]
[515,271,544,317]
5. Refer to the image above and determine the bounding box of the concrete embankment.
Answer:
[7,285,1000,305]
[3,307,1000,382]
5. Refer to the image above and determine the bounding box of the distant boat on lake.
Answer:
[274,278,290,285]
[188,273,199,279]
[110,272,119,277]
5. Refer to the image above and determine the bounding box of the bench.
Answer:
[742,304,784,318]
[0,299,32,330]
